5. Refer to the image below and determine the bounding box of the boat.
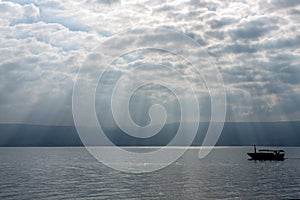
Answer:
[247,145,285,161]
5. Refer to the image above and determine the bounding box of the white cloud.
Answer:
[0,0,300,125]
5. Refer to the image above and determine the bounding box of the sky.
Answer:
[1,0,300,126]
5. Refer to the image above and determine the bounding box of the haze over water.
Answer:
[1,147,299,199]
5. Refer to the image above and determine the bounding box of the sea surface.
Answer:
[0,147,300,199]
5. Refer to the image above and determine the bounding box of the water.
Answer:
[0,147,300,199]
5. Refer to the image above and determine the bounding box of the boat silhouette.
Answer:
[247,145,285,161]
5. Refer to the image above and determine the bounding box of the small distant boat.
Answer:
[247,145,285,161]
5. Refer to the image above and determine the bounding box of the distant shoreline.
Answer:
[1,145,300,147]
[1,121,300,146]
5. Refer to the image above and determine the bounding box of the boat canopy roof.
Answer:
[258,149,284,152]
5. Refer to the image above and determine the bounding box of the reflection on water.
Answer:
[0,147,299,199]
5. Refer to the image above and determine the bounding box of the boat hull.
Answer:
[247,153,285,161]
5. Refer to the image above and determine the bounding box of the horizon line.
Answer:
[1,120,300,127]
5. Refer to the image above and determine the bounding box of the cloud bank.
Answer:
[1,0,300,125]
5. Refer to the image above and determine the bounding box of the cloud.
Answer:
[230,16,279,40]
[0,1,39,25]
[0,0,300,125]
